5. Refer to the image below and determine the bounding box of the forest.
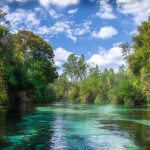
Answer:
[0,11,150,106]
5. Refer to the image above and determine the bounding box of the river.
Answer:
[1,102,150,150]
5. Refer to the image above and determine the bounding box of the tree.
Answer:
[12,30,58,102]
[0,22,12,103]
[128,17,150,102]
[120,42,131,59]
[52,73,70,99]
[0,25,58,103]
[80,68,100,103]
[77,54,88,79]
[63,54,88,81]
[0,64,7,104]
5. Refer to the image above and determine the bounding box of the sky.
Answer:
[0,0,150,73]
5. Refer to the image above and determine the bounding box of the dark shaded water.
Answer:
[1,103,150,150]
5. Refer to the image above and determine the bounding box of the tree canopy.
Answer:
[0,17,58,104]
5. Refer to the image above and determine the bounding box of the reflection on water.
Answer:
[1,103,150,149]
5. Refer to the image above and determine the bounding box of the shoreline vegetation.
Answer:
[0,11,150,107]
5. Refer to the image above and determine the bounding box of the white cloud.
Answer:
[39,0,79,8]
[5,8,40,32]
[88,46,125,71]
[49,20,77,42]
[48,9,62,19]
[3,7,90,42]
[54,47,72,68]
[113,42,123,47]
[96,0,116,20]
[55,46,125,73]
[1,5,10,13]
[68,8,78,14]
[92,26,118,39]
[116,0,150,24]
[36,21,77,42]
[74,20,91,36]
[36,20,91,42]
[130,29,139,36]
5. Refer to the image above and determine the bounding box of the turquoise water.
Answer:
[1,103,150,149]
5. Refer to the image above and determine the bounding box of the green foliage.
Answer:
[63,54,88,81]
[114,75,146,105]
[53,53,147,106]
[52,18,150,106]
[140,67,150,103]
[58,68,146,105]
[68,83,80,102]
[52,74,70,100]
[128,17,150,102]
[80,70,100,102]
[0,75,7,104]
[0,24,57,104]
[128,18,150,76]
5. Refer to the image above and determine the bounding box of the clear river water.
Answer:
[1,102,150,150]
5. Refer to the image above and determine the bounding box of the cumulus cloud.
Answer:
[92,26,118,39]
[43,20,77,42]
[39,0,79,8]
[3,6,91,43]
[88,46,125,71]
[5,8,40,33]
[68,8,78,14]
[55,46,125,73]
[74,20,91,36]
[54,47,72,73]
[96,0,116,20]
[116,0,150,24]
[36,20,91,42]
[5,9,40,32]
[48,9,62,19]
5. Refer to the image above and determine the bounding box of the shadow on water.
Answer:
[0,103,47,149]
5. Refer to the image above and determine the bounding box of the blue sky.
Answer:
[1,0,150,72]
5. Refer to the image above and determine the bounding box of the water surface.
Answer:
[1,103,150,150]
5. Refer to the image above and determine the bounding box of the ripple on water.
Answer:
[1,103,150,149]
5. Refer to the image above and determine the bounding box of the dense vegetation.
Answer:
[0,10,149,106]
[0,11,58,104]
[53,18,150,105]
